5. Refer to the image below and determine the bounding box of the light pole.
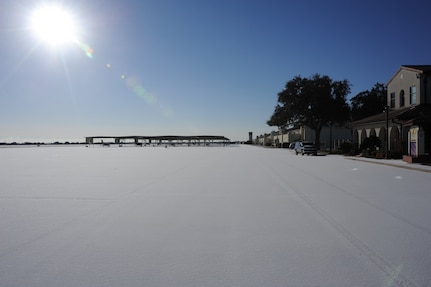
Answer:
[329,121,333,154]
[279,126,283,148]
[384,105,389,159]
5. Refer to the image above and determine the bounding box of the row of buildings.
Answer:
[254,65,431,163]
[253,125,350,152]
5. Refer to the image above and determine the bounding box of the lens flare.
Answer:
[126,76,155,104]
[73,39,94,58]
[27,4,173,118]
[383,264,402,287]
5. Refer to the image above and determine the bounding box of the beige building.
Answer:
[348,65,431,162]
[256,125,351,152]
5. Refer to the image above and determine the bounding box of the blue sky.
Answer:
[1,0,430,142]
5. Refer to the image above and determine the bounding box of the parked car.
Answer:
[293,141,317,155]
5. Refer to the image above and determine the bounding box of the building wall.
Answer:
[318,126,352,149]
[257,125,351,150]
[387,68,421,109]
[301,126,351,149]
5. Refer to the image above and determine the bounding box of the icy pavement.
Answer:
[344,156,431,173]
[0,145,430,287]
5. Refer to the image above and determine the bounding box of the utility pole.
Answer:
[384,105,389,159]
[329,121,332,154]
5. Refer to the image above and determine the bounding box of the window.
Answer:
[390,92,395,108]
[410,86,416,105]
[399,90,405,107]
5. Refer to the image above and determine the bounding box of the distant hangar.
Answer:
[85,135,230,146]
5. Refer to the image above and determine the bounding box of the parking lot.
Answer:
[1,145,430,287]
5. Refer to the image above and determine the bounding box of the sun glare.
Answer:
[30,5,78,46]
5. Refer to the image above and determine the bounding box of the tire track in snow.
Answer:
[293,166,431,237]
[261,161,419,287]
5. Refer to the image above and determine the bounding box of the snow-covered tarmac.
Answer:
[1,145,430,287]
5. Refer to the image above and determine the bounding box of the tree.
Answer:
[266,105,287,128]
[350,83,387,121]
[268,74,351,149]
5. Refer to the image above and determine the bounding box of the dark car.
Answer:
[293,141,317,155]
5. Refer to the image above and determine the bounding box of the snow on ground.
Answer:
[0,145,430,287]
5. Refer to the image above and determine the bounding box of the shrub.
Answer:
[339,142,352,154]
[360,135,381,151]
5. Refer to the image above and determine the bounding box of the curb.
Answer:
[346,157,431,174]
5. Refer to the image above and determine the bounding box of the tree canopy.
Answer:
[267,74,351,149]
[350,83,387,121]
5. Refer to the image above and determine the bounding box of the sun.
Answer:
[30,5,78,46]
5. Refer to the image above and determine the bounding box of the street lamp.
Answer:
[384,105,389,159]
[329,121,332,154]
